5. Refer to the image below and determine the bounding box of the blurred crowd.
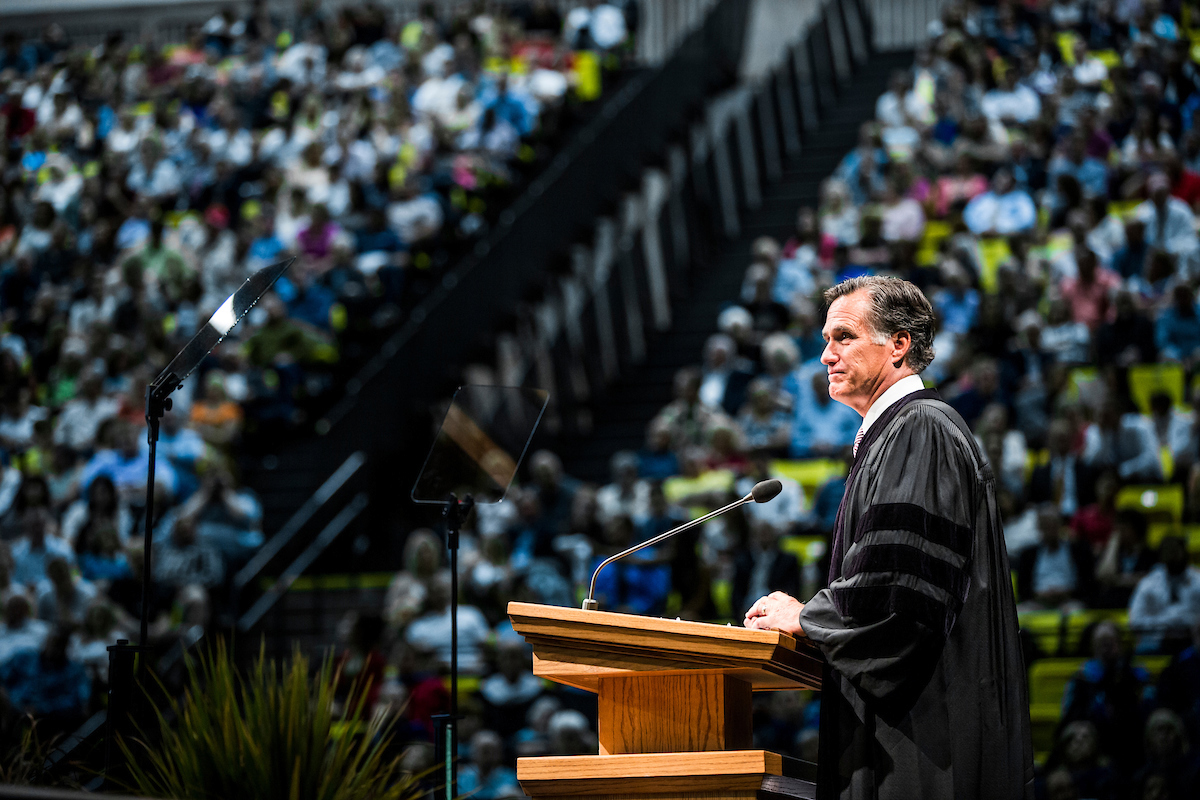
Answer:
[375,1,1200,797]
[0,0,633,438]
[0,0,635,752]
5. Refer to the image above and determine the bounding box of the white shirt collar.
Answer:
[858,374,927,439]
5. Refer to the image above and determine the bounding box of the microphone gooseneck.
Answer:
[581,479,783,611]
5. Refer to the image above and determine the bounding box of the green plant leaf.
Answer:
[115,638,428,800]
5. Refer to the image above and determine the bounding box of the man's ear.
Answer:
[892,330,912,368]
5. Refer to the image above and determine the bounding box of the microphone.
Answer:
[581,479,784,611]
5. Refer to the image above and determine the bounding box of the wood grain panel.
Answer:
[597,674,752,755]
[508,602,823,693]
[517,750,783,797]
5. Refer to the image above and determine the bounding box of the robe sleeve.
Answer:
[800,405,976,713]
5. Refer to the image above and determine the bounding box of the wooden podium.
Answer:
[508,602,823,800]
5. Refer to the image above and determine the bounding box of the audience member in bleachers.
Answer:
[733,519,799,620]
[789,370,858,459]
[1094,509,1157,608]
[371,1,1200,789]
[0,594,48,667]
[589,513,670,616]
[459,728,521,800]
[1129,535,1200,653]
[1017,504,1097,611]
[0,628,89,737]
[594,450,649,527]
[1030,418,1084,518]
[404,570,491,675]
[1131,708,1200,800]
[698,333,755,418]
[35,555,96,626]
[332,612,386,717]
[480,638,542,739]
[1157,619,1200,747]
[1041,721,1119,800]
[1082,399,1164,484]
[1060,620,1152,775]
[1070,471,1119,555]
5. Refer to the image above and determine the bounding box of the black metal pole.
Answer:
[440,493,472,800]
[139,429,159,648]
[449,540,458,799]
[105,385,167,784]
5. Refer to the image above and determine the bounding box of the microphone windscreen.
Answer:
[752,479,783,503]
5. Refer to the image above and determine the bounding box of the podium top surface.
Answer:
[508,602,823,692]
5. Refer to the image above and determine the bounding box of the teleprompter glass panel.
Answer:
[411,385,549,504]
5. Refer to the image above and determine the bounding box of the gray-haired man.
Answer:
[745,276,1033,799]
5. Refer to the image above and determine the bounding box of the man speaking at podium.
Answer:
[744,276,1033,799]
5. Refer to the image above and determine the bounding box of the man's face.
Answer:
[1037,509,1061,544]
[821,292,897,414]
[1163,539,1188,575]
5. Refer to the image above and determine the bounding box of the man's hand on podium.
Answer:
[743,591,807,637]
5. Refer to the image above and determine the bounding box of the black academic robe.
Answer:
[798,389,1033,800]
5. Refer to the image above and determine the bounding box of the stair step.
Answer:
[555,53,906,483]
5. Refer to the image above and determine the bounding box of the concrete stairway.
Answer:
[558,50,915,483]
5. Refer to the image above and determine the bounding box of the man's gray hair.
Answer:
[823,276,936,373]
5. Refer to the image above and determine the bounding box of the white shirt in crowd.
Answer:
[1128,564,1200,648]
[963,189,1037,235]
[404,604,492,674]
[981,85,1042,123]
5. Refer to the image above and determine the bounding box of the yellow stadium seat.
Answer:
[664,469,736,518]
[1029,658,1087,707]
[1040,230,1075,260]
[441,675,482,698]
[572,51,602,101]
[1146,523,1200,555]
[1148,522,1174,550]
[770,460,847,496]
[1161,447,1175,482]
[1056,32,1081,65]
[780,535,828,565]
[1065,367,1103,407]
[916,220,952,267]
[1128,364,1186,413]
[1106,199,1140,219]
[1134,655,1172,681]
[664,590,683,616]
[1030,703,1062,757]
[1116,485,1184,524]
[978,237,1012,293]
[1020,610,1063,656]
[1026,449,1049,483]
[711,578,733,622]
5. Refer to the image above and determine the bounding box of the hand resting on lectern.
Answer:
[743,591,808,636]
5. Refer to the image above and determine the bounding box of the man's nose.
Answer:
[821,342,836,364]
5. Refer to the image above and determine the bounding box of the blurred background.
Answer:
[1,0,1198,798]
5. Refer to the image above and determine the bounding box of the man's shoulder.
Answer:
[884,398,980,461]
[893,396,971,435]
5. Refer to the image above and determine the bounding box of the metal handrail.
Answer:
[237,492,370,633]
[232,451,365,592]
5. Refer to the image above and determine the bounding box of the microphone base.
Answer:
[581,598,599,611]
